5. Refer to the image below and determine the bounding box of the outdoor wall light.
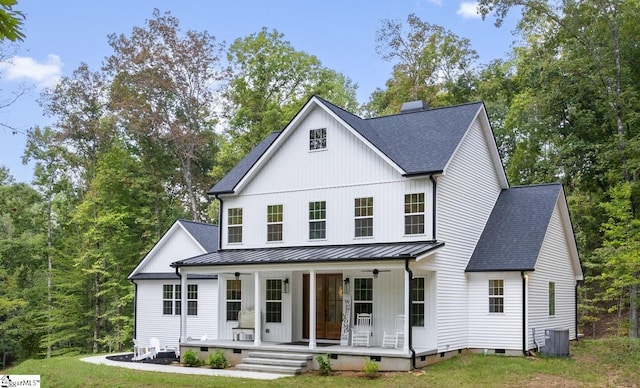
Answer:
[234,272,240,281]
[373,269,379,278]
[283,278,289,293]
[343,277,350,294]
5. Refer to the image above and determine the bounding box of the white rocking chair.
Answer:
[382,314,405,349]
[351,313,372,347]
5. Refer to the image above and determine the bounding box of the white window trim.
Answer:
[354,197,374,239]
[488,278,505,314]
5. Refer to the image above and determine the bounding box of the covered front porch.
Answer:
[172,241,442,371]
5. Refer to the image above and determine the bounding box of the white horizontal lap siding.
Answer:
[467,273,522,350]
[222,106,435,248]
[436,119,502,352]
[528,204,577,348]
[141,227,205,273]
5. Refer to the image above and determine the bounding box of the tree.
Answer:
[105,9,226,221]
[213,28,358,182]
[366,14,478,116]
[0,0,24,42]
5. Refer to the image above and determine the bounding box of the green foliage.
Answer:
[182,349,201,367]
[207,350,229,369]
[0,0,24,41]
[316,354,332,376]
[363,357,379,378]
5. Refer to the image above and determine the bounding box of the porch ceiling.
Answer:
[171,241,442,268]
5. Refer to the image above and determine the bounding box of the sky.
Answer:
[0,0,518,184]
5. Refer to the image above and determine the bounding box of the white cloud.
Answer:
[0,54,63,89]
[457,1,482,19]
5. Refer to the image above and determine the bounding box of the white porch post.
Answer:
[180,269,188,342]
[309,270,317,350]
[254,271,262,346]
[404,269,410,353]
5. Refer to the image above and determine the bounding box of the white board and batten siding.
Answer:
[467,272,523,350]
[135,279,218,347]
[221,106,434,249]
[431,117,503,352]
[527,202,579,349]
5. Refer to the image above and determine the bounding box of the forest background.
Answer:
[1,0,639,368]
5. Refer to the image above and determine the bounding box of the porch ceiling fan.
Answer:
[361,268,391,278]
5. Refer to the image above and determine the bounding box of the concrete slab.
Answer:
[80,354,291,380]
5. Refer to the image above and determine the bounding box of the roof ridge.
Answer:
[365,100,484,121]
[178,219,218,227]
[507,182,562,189]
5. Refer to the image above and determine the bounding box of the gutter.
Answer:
[405,258,416,369]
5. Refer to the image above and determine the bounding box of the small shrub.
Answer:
[316,354,332,376]
[208,350,230,369]
[182,349,201,367]
[363,357,379,378]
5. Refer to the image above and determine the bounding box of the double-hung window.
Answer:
[265,279,283,323]
[549,282,556,316]
[309,128,327,150]
[162,284,180,315]
[309,201,326,240]
[267,204,283,242]
[228,208,243,243]
[489,279,504,313]
[354,197,373,237]
[404,193,425,235]
[411,277,425,326]
[187,284,198,315]
[226,279,242,321]
[353,278,373,318]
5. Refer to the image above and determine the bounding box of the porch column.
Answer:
[254,271,262,346]
[180,269,188,342]
[404,269,410,353]
[309,270,317,350]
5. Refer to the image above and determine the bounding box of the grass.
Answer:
[3,338,640,387]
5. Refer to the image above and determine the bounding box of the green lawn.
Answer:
[3,338,639,387]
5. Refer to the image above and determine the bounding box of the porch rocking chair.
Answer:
[382,314,405,349]
[351,313,372,347]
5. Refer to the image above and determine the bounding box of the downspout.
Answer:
[405,258,416,369]
[132,281,137,340]
[176,266,182,342]
[215,195,224,251]
[575,280,581,341]
[429,175,437,240]
[522,271,528,356]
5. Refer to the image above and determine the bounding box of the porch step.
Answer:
[236,352,314,375]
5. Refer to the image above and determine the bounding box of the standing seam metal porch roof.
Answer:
[171,241,443,268]
[207,96,484,195]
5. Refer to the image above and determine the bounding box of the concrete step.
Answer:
[242,357,308,368]
[246,351,313,361]
[235,363,302,375]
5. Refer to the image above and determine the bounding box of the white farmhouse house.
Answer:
[129,96,583,372]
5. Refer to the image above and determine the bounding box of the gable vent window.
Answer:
[267,204,283,242]
[309,128,327,151]
[354,197,374,237]
[228,208,243,244]
[489,279,504,313]
[404,193,425,235]
[309,201,326,240]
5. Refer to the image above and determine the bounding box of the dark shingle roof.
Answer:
[177,220,219,253]
[465,184,562,272]
[208,96,484,194]
[172,241,443,268]
[319,97,483,175]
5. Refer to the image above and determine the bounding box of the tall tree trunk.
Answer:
[46,192,52,358]
[93,273,100,353]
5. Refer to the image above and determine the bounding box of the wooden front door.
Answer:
[303,273,343,340]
